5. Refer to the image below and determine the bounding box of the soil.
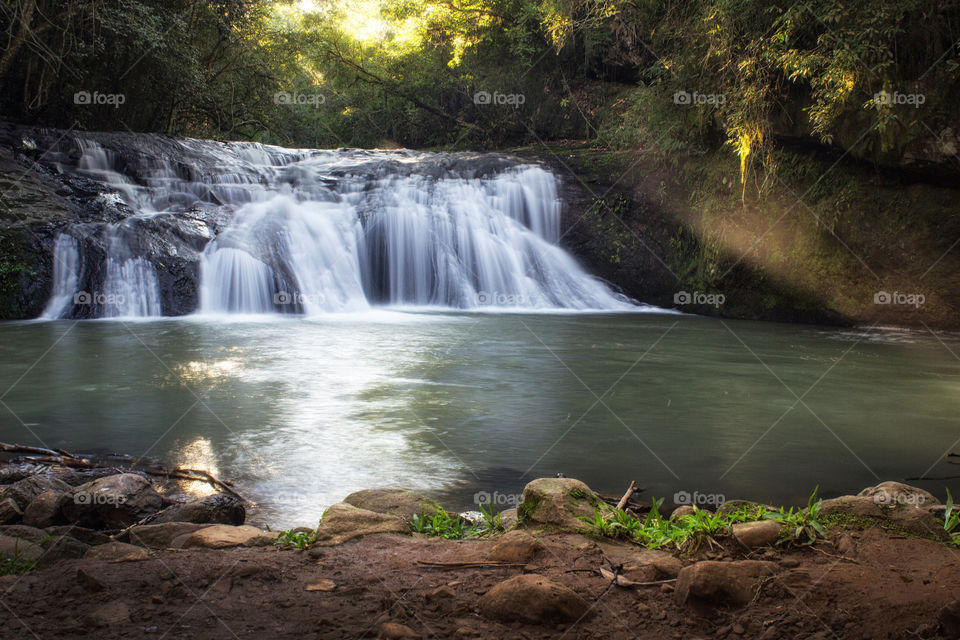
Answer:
[3,526,957,639]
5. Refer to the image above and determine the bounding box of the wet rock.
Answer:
[0,498,22,524]
[479,574,592,624]
[313,503,410,546]
[731,521,782,548]
[0,524,46,544]
[0,534,44,563]
[518,478,607,530]
[489,529,541,563]
[45,525,110,546]
[82,601,130,626]
[675,560,779,607]
[84,541,150,562]
[22,491,67,528]
[939,600,960,640]
[181,525,267,549]
[0,474,71,510]
[39,535,90,563]
[344,488,441,522]
[62,473,163,529]
[150,494,245,526]
[377,621,418,639]
[857,481,939,508]
[125,522,206,549]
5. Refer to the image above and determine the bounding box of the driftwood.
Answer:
[0,441,247,502]
[615,480,638,511]
[599,566,677,588]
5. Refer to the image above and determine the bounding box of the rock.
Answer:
[499,508,519,530]
[181,525,266,549]
[22,491,67,528]
[0,474,71,510]
[39,535,90,563]
[150,494,246,526]
[858,481,939,508]
[0,498,21,524]
[489,530,541,563]
[242,531,281,547]
[517,478,607,530]
[0,534,44,563]
[305,579,336,592]
[313,503,410,546]
[54,468,122,487]
[479,574,592,624]
[62,473,163,529]
[0,524,47,543]
[343,488,441,523]
[675,560,779,607]
[45,525,110,546]
[939,600,960,640]
[731,521,782,548]
[885,505,951,541]
[125,522,206,549]
[819,494,949,541]
[377,622,418,639]
[76,568,106,592]
[670,505,698,519]
[616,549,684,579]
[84,541,150,562]
[83,601,130,626]
[818,496,884,518]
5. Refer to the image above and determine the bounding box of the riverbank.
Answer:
[2,458,960,639]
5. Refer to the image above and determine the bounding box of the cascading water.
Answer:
[42,136,639,318]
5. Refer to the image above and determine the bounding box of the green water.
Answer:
[2,311,959,527]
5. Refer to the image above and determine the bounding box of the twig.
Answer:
[615,480,638,511]
[417,560,525,568]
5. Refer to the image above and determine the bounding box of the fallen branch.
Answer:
[599,566,677,588]
[615,480,638,511]
[417,560,525,568]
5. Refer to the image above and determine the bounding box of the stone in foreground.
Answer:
[181,525,266,549]
[479,574,592,624]
[518,477,608,530]
[314,503,410,546]
[731,520,782,548]
[488,529,541,563]
[675,560,778,607]
[84,541,149,562]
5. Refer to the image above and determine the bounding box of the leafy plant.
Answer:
[411,507,497,540]
[275,528,318,549]
[0,543,37,576]
[763,487,827,546]
[942,488,960,545]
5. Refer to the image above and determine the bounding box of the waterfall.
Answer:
[44,137,638,318]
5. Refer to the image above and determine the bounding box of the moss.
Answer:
[821,512,946,542]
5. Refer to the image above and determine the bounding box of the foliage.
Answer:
[275,528,318,549]
[762,487,827,546]
[410,507,501,539]
[942,488,960,546]
[0,543,37,576]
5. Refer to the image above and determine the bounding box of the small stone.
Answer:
[732,520,781,548]
[0,498,22,525]
[83,601,130,626]
[84,541,149,562]
[377,621,418,639]
[181,525,267,549]
[305,579,336,592]
[732,623,745,635]
[151,595,164,604]
[780,557,800,568]
[489,529,541,563]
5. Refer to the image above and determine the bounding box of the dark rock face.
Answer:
[150,494,245,526]
[62,473,163,529]
[0,474,72,510]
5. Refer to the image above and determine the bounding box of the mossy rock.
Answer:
[342,489,442,523]
[517,478,609,531]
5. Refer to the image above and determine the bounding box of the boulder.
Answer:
[22,491,67,528]
[489,530,541,563]
[181,525,266,549]
[517,478,607,530]
[0,498,22,525]
[479,574,592,624]
[0,524,47,544]
[0,474,71,510]
[858,481,939,508]
[675,560,779,607]
[818,494,949,541]
[62,473,163,529]
[313,503,410,546]
[731,520,782,548]
[885,505,951,541]
[0,534,44,563]
[84,541,149,562]
[150,494,245,526]
[45,525,110,546]
[818,495,884,518]
[38,536,90,563]
[343,489,441,523]
[125,522,206,549]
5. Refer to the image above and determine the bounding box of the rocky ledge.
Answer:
[2,473,960,639]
